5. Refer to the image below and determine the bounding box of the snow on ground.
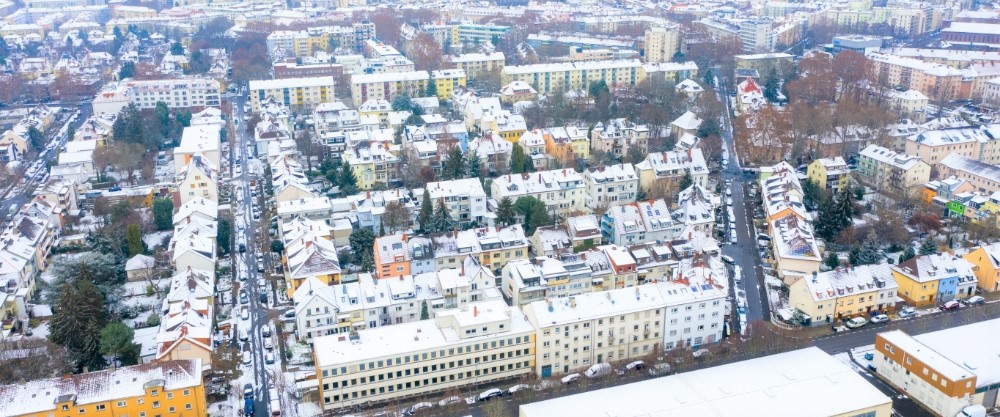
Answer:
[143,231,172,249]
[30,321,49,339]
[850,344,877,370]
[120,278,167,327]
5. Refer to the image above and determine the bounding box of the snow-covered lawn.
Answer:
[143,231,172,249]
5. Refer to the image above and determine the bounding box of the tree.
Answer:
[408,33,443,72]
[441,146,465,180]
[420,300,429,320]
[495,197,516,226]
[466,153,483,179]
[698,134,724,165]
[425,76,437,98]
[153,198,173,230]
[514,196,551,235]
[588,80,609,98]
[392,94,415,112]
[763,68,780,103]
[801,179,824,210]
[270,240,284,253]
[432,198,454,232]
[26,126,45,150]
[418,190,434,233]
[118,61,135,79]
[824,251,840,269]
[49,279,108,371]
[100,323,139,366]
[170,41,184,55]
[349,228,376,269]
[482,396,510,417]
[217,218,232,254]
[899,246,916,262]
[834,186,855,233]
[339,161,358,195]
[126,224,144,257]
[919,237,938,255]
[510,143,528,174]
[697,115,721,138]
[853,230,882,266]
[382,201,410,234]
[678,172,693,191]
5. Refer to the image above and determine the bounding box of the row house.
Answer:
[634,149,709,193]
[789,264,900,326]
[891,253,978,307]
[582,164,639,212]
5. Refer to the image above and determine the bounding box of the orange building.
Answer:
[374,233,412,279]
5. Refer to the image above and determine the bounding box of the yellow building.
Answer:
[964,243,1000,293]
[892,252,979,307]
[284,235,342,297]
[0,359,206,417]
[501,60,644,94]
[449,52,505,79]
[806,157,851,193]
[644,26,683,63]
[430,69,467,101]
[344,142,400,191]
[788,264,899,325]
[543,125,590,164]
[248,76,335,113]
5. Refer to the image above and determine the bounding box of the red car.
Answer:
[939,300,961,311]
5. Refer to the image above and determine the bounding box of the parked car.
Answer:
[585,363,612,378]
[897,306,917,319]
[647,363,672,376]
[939,300,962,311]
[262,326,272,337]
[243,384,254,399]
[870,314,889,324]
[506,384,530,396]
[963,295,986,306]
[533,380,558,391]
[845,317,868,329]
[241,307,250,321]
[264,351,274,364]
[242,352,252,366]
[616,360,645,375]
[263,336,274,350]
[721,255,735,264]
[477,388,504,402]
[259,293,267,303]
[561,373,581,384]
[401,402,433,416]
[438,396,462,407]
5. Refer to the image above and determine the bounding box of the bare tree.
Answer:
[382,201,411,234]
[407,33,444,72]
[0,338,73,384]
[697,134,724,165]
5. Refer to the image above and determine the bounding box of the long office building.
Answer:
[314,300,534,410]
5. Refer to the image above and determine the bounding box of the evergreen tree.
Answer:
[217,218,231,254]
[100,323,140,366]
[510,143,527,174]
[678,171,693,191]
[420,300,429,320]
[379,219,385,237]
[696,116,721,138]
[118,61,135,79]
[514,196,551,235]
[339,161,358,195]
[26,126,45,150]
[152,198,173,230]
[763,68,780,102]
[49,279,108,371]
[170,41,184,55]
[919,237,938,255]
[418,190,434,233]
[824,251,840,269]
[126,224,144,257]
[442,146,465,180]
[466,153,483,178]
[432,198,454,232]
[834,185,855,233]
[425,77,437,98]
[702,69,714,87]
[853,230,882,266]
[900,246,916,262]
[815,198,839,241]
[495,197,516,226]
[349,228,375,269]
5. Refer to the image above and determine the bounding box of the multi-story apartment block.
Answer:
[857,145,931,195]
[431,225,529,273]
[273,60,345,80]
[501,60,643,94]
[422,178,489,227]
[788,264,899,326]
[739,18,775,53]
[491,169,586,217]
[266,22,375,56]
[582,164,639,211]
[92,78,221,114]
[374,234,412,279]
[939,154,1000,194]
[429,69,467,101]
[868,53,964,102]
[284,234,342,296]
[904,123,995,167]
[502,254,596,308]
[0,360,206,417]
[350,71,429,107]
[600,199,680,245]
[769,213,822,284]
[175,154,218,205]
[590,119,649,158]
[344,142,401,190]
[644,26,683,63]
[449,52,505,79]
[173,125,221,176]
[891,252,978,307]
[544,125,590,163]
[452,23,510,46]
[248,76,335,113]
[806,157,851,193]
[634,149,709,192]
[314,300,534,410]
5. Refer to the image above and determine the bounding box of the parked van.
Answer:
[269,399,281,417]
[845,317,868,329]
[584,363,612,378]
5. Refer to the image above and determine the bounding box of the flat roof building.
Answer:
[519,347,892,417]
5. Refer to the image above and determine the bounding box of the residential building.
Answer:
[600,199,680,245]
[939,154,1000,194]
[175,154,218,205]
[421,178,489,227]
[769,214,821,284]
[0,359,207,417]
[644,26,683,63]
[806,157,851,193]
[344,142,401,190]
[519,347,892,417]
[675,184,718,236]
[314,300,534,410]
[449,52,505,79]
[350,71,428,107]
[963,243,1000,293]
[857,145,931,195]
[590,119,649,158]
[891,252,978,307]
[582,164,639,212]
[273,60,345,80]
[889,89,929,122]
[739,18,775,53]
[374,234,412,279]
[499,80,537,104]
[734,53,794,74]
[759,162,808,221]
[500,60,643,94]
[452,23,509,46]
[874,321,1000,417]
[248,76,335,113]
[543,125,590,163]
[92,78,221,114]
[173,125,221,172]
[868,53,964,102]
[284,234,341,296]
[789,265,899,326]
[670,111,701,140]
[491,169,587,217]
[468,132,513,173]
[430,69,467,101]
[634,149,709,192]
[431,225,529,273]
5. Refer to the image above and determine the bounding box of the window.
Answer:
[117,401,127,407]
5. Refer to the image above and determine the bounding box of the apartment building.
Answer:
[491,169,587,217]
[502,255,597,308]
[806,157,851,192]
[500,60,643,94]
[248,76,335,113]
[582,163,639,212]
[904,124,994,167]
[788,264,899,326]
[544,125,590,163]
[265,22,375,55]
[431,225,529,273]
[273,60,345,80]
[0,360,206,417]
[449,52,505,78]
[314,300,534,410]
[429,69,467,101]
[344,142,401,190]
[857,145,931,195]
[769,214,822,284]
[634,149,709,192]
[644,26,683,63]
[173,124,221,172]
[868,52,964,102]
[891,252,978,307]
[175,154,218,205]
[939,154,1000,194]
[520,347,892,417]
[452,23,510,46]
[963,243,1000,293]
[600,199,680,245]
[759,162,808,221]
[422,178,489,227]
[350,71,428,107]
[374,234,412,279]
[92,78,221,114]
[590,119,649,158]
[284,234,342,296]
[739,18,775,53]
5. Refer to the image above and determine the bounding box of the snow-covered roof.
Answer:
[125,254,155,271]
[940,154,1000,185]
[909,318,1000,388]
[859,145,924,171]
[800,264,898,302]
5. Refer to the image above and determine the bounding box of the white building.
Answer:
[92,78,221,114]
[173,125,221,172]
[581,163,639,211]
[249,76,336,113]
[491,169,587,217]
[314,300,535,410]
[421,178,489,227]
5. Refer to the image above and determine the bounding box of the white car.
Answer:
[845,317,868,329]
[242,352,252,366]
[264,351,274,364]
[870,314,889,324]
[437,396,462,407]
[241,307,249,321]
[561,373,581,384]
